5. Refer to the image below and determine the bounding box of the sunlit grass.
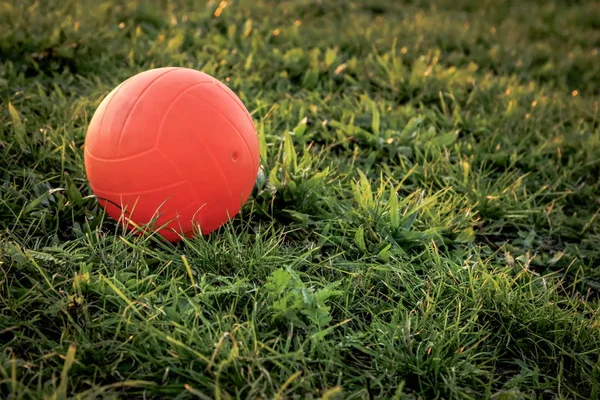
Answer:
[1,0,599,398]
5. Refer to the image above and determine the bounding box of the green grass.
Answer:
[1,0,600,398]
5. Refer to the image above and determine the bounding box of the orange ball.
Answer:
[84,67,260,242]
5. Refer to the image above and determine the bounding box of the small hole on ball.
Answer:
[231,152,238,162]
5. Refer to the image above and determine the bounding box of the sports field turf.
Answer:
[1,0,600,398]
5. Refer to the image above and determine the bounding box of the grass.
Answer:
[1,0,600,398]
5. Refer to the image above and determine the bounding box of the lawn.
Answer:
[1,0,600,398]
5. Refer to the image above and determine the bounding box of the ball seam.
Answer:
[114,67,179,157]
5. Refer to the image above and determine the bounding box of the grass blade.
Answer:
[7,102,27,151]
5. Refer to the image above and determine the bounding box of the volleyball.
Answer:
[84,67,260,241]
